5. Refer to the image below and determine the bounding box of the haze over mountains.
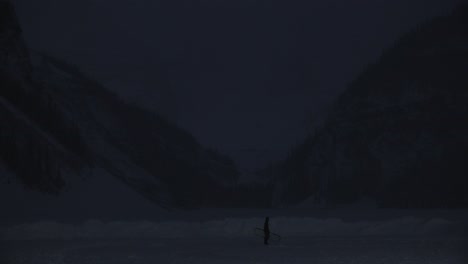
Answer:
[1,1,467,212]
[11,0,464,174]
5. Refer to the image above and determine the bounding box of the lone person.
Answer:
[264,217,270,245]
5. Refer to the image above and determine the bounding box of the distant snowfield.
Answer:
[1,214,467,240]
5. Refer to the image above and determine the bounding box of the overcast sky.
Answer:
[11,0,464,170]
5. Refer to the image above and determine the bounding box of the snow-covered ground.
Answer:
[0,166,165,225]
[2,163,467,263]
[2,209,468,264]
[2,213,467,240]
[3,236,467,264]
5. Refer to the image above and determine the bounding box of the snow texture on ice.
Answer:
[2,235,467,264]
[1,215,466,240]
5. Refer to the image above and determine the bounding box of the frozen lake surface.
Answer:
[2,170,467,263]
[3,236,467,264]
[2,209,468,264]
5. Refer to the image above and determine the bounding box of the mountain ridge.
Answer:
[273,4,468,208]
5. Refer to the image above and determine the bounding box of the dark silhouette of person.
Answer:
[264,217,270,245]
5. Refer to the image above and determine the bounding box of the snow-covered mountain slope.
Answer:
[30,53,243,207]
[273,4,468,208]
[0,0,240,209]
[0,161,165,224]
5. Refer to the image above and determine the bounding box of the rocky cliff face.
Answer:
[0,1,31,79]
[275,5,468,208]
[0,0,86,194]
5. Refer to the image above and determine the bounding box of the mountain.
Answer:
[273,4,468,208]
[0,0,240,209]
[0,0,86,194]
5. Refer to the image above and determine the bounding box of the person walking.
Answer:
[264,217,270,245]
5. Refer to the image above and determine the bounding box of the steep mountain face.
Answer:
[274,5,468,208]
[0,1,31,79]
[30,53,242,208]
[0,0,239,208]
[0,0,87,194]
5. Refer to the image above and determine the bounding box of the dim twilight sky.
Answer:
[11,0,464,169]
